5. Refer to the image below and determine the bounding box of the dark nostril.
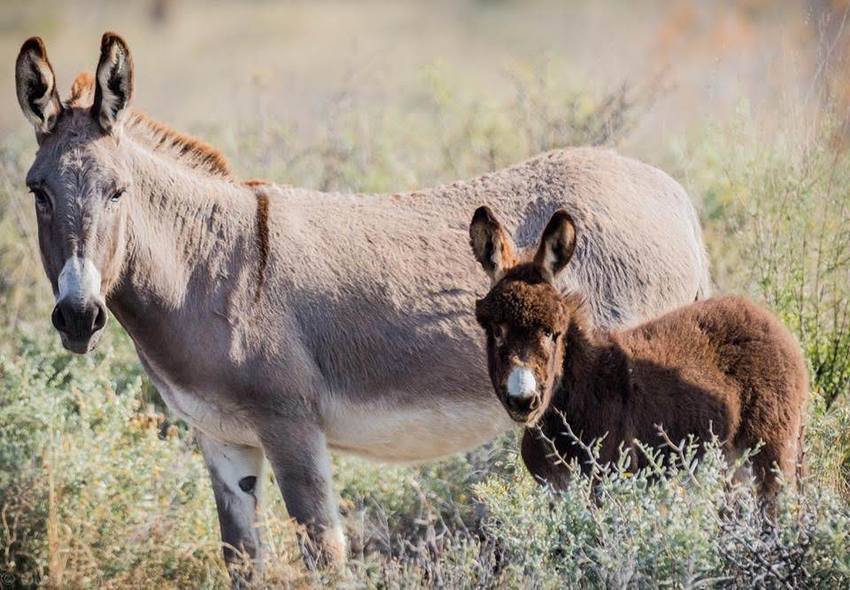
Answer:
[52,299,106,338]
[92,301,108,332]
[506,394,536,414]
[51,305,67,332]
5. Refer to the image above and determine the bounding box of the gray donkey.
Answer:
[15,33,710,573]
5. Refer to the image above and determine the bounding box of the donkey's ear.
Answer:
[534,209,577,280]
[92,32,134,134]
[15,37,63,137]
[469,206,518,282]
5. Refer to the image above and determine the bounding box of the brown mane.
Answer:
[67,71,95,106]
[65,71,232,178]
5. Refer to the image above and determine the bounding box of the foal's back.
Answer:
[616,295,808,491]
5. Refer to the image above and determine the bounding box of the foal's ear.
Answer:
[469,206,518,282]
[534,209,577,280]
[92,32,134,134]
[15,37,63,137]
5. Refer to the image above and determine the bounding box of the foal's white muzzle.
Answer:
[507,366,538,400]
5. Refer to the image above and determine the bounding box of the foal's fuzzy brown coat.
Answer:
[472,207,808,500]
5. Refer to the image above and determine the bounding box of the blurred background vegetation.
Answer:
[0,0,849,587]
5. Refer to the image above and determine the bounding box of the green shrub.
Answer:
[681,107,850,412]
[0,60,847,587]
[479,433,850,588]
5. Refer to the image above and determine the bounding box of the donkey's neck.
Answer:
[108,139,258,336]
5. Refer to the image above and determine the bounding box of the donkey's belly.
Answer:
[160,385,260,447]
[323,396,514,462]
[138,354,260,447]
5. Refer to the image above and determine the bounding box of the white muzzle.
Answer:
[506,366,537,400]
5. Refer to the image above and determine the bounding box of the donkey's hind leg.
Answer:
[198,433,266,583]
[260,421,346,569]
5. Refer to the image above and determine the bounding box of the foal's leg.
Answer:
[750,441,797,520]
[521,428,571,491]
[197,434,266,578]
[260,422,346,568]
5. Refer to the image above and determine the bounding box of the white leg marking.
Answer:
[198,436,266,563]
[57,256,101,304]
[507,367,537,399]
[200,437,265,499]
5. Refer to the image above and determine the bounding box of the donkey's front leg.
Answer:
[260,422,346,568]
[197,433,266,578]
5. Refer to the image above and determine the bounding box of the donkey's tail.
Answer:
[695,274,712,301]
[693,259,713,302]
[691,214,712,301]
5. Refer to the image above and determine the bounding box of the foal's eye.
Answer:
[492,325,508,344]
[109,188,125,203]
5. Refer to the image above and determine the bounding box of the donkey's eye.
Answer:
[109,188,125,203]
[30,188,50,211]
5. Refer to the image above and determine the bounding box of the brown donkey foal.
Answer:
[470,206,808,501]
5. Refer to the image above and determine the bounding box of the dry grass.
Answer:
[0,1,848,588]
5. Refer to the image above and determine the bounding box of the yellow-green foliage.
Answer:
[0,62,848,588]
